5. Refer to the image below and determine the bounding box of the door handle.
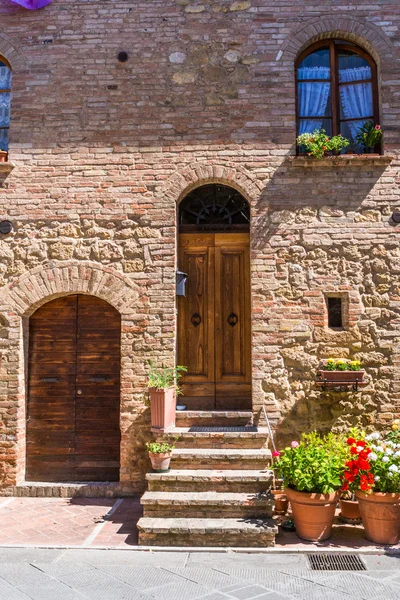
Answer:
[191,313,202,327]
[77,389,82,395]
[227,313,238,327]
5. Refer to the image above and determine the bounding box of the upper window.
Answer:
[296,40,379,152]
[0,57,12,153]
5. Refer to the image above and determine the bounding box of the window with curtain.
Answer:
[0,57,12,153]
[296,40,379,152]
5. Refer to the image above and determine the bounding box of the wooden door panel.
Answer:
[178,234,215,405]
[26,294,121,483]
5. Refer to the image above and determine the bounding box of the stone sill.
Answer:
[0,162,15,174]
[290,155,393,167]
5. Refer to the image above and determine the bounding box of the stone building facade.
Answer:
[0,0,399,495]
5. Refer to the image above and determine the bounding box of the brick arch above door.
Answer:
[3,260,140,318]
[159,162,262,208]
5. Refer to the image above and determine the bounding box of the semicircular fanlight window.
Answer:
[179,184,250,232]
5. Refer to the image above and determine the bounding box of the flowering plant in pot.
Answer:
[319,358,365,383]
[297,129,349,159]
[355,121,382,154]
[274,432,348,541]
[147,362,187,433]
[343,429,400,544]
[146,440,176,472]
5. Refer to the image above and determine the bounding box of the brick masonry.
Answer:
[0,0,399,492]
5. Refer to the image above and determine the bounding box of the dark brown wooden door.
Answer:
[26,295,121,482]
[178,233,251,409]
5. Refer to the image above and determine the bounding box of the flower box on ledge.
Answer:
[290,154,392,167]
[316,359,367,391]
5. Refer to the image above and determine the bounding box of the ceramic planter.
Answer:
[356,491,400,545]
[0,151,7,163]
[272,490,289,515]
[149,387,176,433]
[340,498,361,520]
[285,488,340,541]
[148,451,173,472]
[319,370,365,383]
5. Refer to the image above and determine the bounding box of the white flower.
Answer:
[368,452,377,461]
[356,446,365,452]
[382,456,390,463]
[377,446,385,453]
[394,452,400,459]
[369,432,380,440]
[386,441,395,448]
[388,472,394,478]
[385,448,394,456]
[375,476,380,481]
[389,464,399,473]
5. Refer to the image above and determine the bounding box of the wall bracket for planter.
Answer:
[315,378,368,392]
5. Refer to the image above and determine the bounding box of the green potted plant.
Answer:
[297,129,350,159]
[147,361,187,433]
[274,432,348,541]
[319,358,365,383]
[345,428,400,545]
[146,440,176,472]
[355,121,382,154]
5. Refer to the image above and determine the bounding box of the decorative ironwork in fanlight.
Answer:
[179,184,250,232]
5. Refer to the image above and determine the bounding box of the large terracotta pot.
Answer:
[356,491,400,545]
[285,488,340,541]
[0,151,7,163]
[149,387,176,433]
[148,451,173,472]
[340,498,361,520]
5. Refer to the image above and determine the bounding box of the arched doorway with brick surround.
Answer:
[177,183,252,410]
[0,262,145,492]
[26,294,121,482]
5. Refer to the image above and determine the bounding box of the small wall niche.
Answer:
[325,293,348,330]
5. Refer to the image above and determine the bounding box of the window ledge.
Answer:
[289,155,393,167]
[0,162,15,174]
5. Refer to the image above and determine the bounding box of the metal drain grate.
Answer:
[308,554,367,571]
[188,426,258,433]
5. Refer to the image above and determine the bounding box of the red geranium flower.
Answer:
[347,438,356,445]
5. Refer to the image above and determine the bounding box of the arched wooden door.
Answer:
[178,184,252,410]
[26,295,121,482]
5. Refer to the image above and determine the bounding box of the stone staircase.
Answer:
[137,410,278,547]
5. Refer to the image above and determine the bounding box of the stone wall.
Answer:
[0,0,399,489]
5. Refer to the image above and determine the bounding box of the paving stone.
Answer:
[98,565,185,589]
[321,572,400,600]
[294,586,355,600]
[164,566,244,588]
[220,569,314,596]
[145,579,209,600]
[78,580,152,600]
[0,580,33,600]
[228,584,272,599]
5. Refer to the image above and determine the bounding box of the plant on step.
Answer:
[297,128,349,159]
[355,121,382,150]
[274,432,348,494]
[146,440,176,454]
[147,361,187,394]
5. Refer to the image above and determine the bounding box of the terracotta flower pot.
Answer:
[149,387,176,433]
[0,151,7,163]
[340,498,361,520]
[148,451,173,472]
[285,488,340,542]
[356,491,400,545]
[272,490,289,514]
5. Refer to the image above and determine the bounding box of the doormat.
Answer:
[188,426,258,432]
[307,553,367,571]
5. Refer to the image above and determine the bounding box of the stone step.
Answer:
[146,469,274,492]
[3,482,135,498]
[137,516,278,547]
[175,410,253,427]
[171,448,272,470]
[140,490,273,518]
[160,427,269,449]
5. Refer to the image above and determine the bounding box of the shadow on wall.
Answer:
[251,155,396,445]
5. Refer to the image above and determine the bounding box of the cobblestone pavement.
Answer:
[0,547,399,600]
